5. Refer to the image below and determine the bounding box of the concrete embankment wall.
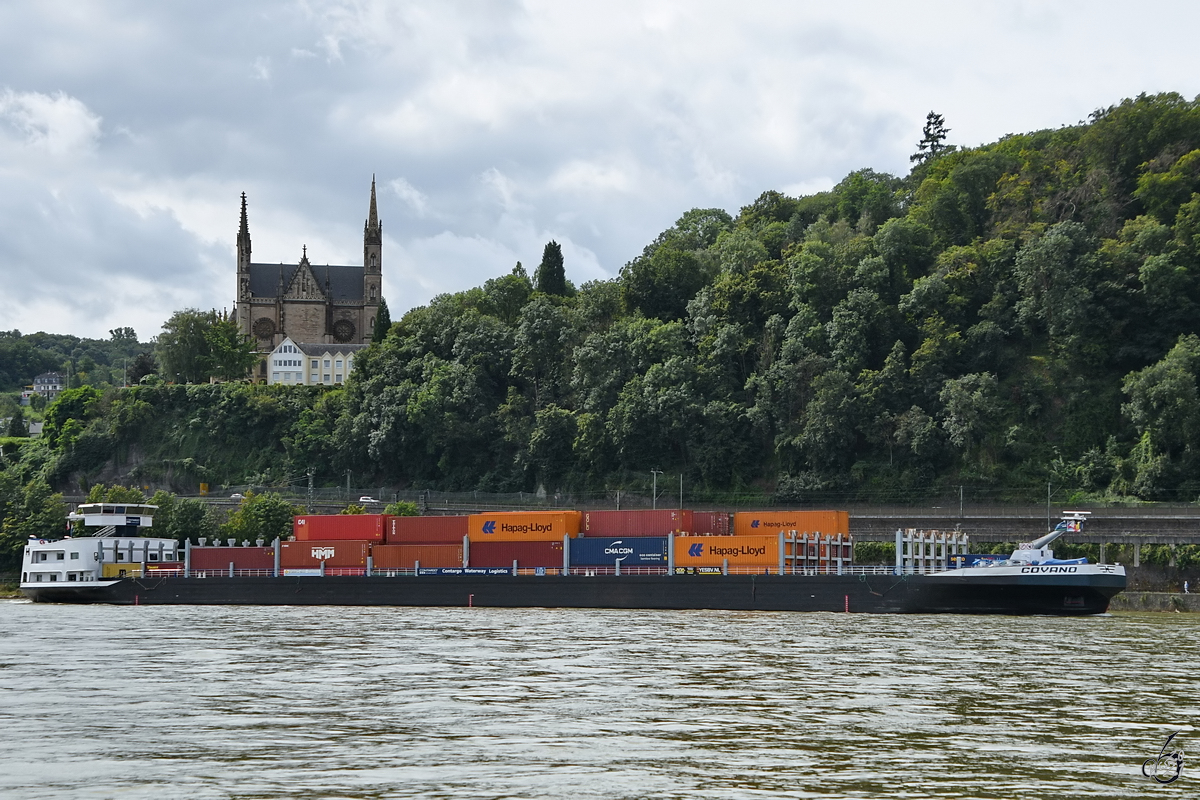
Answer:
[1110,592,1200,612]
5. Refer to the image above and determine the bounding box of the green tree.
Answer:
[373,297,392,343]
[0,480,67,563]
[911,111,952,164]
[383,501,419,516]
[534,240,567,296]
[157,309,216,384]
[205,319,259,381]
[6,407,27,437]
[220,491,296,543]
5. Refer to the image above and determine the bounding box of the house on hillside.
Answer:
[265,337,366,386]
[32,372,65,401]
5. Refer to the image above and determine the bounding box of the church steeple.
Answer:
[364,175,382,246]
[237,192,251,259]
[363,176,382,312]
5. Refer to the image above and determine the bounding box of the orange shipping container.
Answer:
[732,510,849,536]
[279,540,369,568]
[674,535,779,567]
[467,512,580,542]
[372,544,463,569]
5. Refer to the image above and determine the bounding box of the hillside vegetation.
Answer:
[5,92,1200,550]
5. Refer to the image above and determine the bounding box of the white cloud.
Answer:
[0,88,101,158]
[389,177,429,217]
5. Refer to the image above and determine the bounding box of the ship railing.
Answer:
[164,564,959,578]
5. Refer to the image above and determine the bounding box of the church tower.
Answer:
[236,192,252,337]
[363,176,382,312]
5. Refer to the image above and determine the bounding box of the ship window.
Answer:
[49,574,57,582]
[56,552,64,560]
[149,553,159,561]
[68,573,77,581]
[116,506,125,514]
[70,552,79,559]
[116,553,125,562]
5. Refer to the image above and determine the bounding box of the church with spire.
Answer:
[234,179,383,379]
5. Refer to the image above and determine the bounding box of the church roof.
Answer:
[249,262,365,301]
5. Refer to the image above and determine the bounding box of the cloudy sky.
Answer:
[2,1,1199,341]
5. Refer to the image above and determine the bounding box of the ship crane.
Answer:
[1009,511,1091,565]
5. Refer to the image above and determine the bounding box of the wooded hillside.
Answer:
[6,92,1200,535]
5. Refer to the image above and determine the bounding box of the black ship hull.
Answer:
[22,570,1126,615]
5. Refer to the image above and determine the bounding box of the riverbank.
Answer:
[1110,592,1200,612]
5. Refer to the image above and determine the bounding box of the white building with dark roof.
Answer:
[235,179,382,381]
[266,337,366,386]
[32,372,65,400]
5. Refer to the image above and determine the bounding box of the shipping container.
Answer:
[732,510,849,536]
[371,544,464,570]
[674,535,779,567]
[189,546,275,571]
[690,511,731,535]
[293,514,389,542]
[279,540,369,568]
[569,536,668,566]
[581,510,691,537]
[467,512,579,541]
[468,540,565,568]
[387,515,469,544]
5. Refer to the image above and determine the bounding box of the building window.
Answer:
[324,359,331,368]
[310,373,318,383]
[272,372,280,382]
[335,360,343,369]
[323,374,331,382]
[335,375,342,383]
[311,360,318,369]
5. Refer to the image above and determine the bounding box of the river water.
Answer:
[0,601,1195,799]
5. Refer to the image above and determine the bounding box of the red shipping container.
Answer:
[189,547,275,570]
[293,515,389,542]
[468,540,565,568]
[372,544,463,569]
[691,512,731,535]
[387,515,470,544]
[581,509,692,537]
[280,540,369,568]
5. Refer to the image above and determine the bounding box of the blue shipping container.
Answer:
[570,536,668,566]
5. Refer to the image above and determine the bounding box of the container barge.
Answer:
[19,506,1125,615]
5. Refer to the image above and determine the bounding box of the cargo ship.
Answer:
[19,506,1125,614]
